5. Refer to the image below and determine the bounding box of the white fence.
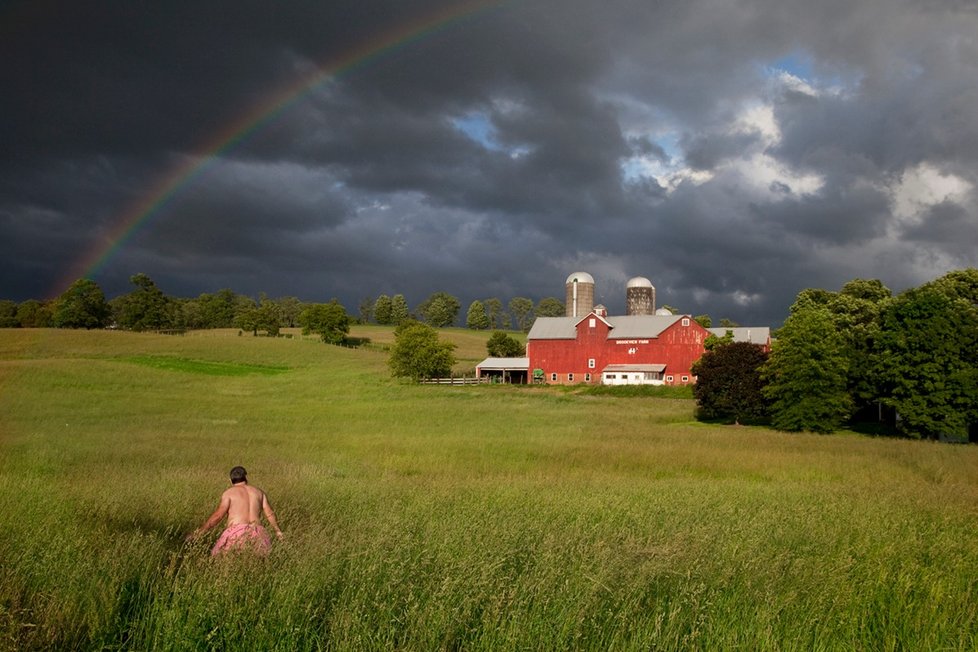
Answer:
[419,377,488,385]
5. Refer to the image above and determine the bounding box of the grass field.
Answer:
[345,323,525,374]
[1,328,977,650]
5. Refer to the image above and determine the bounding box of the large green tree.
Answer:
[692,342,769,424]
[508,297,534,332]
[388,321,456,380]
[0,300,18,327]
[374,295,393,325]
[275,296,303,328]
[875,282,978,440]
[114,273,177,331]
[812,279,892,415]
[235,295,282,336]
[52,279,110,329]
[358,296,375,324]
[197,289,239,328]
[417,292,461,327]
[16,300,52,327]
[535,297,565,318]
[762,306,852,433]
[773,279,892,425]
[484,298,503,329]
[390,294,410,325]
[924,268,978,303]
[466,300,491,330]
[486,331,524,357]
[299,301,351,345]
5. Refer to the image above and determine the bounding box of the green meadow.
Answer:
[1,328,977,651]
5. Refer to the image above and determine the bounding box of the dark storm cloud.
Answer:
[682,131,765,172]
[902,200,978,260]
[2,0,977,325]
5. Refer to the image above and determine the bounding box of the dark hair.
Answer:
[229,466,247,484]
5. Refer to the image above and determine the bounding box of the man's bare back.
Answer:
[188,466,283,553]
[222,483,270,527]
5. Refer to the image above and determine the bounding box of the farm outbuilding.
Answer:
[475,357,529,384]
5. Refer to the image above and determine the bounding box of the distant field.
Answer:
[1,329,977,650]
[346,323,525,372]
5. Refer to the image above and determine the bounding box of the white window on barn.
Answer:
[568,373,574,382]
[585,373,591,382]
[666,375,674,382]
[551,372,557,382]
[682,375,689,383]
[682,318,690,327]
[589,318,596,328]
[588,358,595,368]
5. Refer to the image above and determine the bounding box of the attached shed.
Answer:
[475,357,529,384]
[707,327,772,351]
[601,363,667,385]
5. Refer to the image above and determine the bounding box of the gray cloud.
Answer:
[2,0,977,325]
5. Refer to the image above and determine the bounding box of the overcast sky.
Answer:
[2,0,976,326]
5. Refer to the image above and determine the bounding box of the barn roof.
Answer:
[605,315,683,339]
[526,317,578,339]
[526,314,684,340]
[707,327,771,344]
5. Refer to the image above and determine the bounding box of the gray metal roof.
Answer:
[527,314,684,340]
[707,327,771,344]
[476,357,529,370]
[605,315,682,338]
[602,364,667,373]
[526,317,578,339]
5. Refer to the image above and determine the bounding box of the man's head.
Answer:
[229,466,248,484]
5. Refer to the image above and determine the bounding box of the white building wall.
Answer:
[601,372,665,386]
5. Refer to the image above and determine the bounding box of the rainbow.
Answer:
[55,0,509,298]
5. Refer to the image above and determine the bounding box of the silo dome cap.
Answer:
[565,272,595,284]
[627,276,654,289]
[654,307,673,316]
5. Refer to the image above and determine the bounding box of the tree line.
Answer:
[692,269,978,441]
[361,293,564,331]
[1,274,565,334]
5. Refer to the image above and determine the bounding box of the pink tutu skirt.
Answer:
[211,523,272,556]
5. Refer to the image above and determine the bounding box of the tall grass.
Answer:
[1,329,977,650]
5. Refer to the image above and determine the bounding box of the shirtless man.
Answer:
[188,466,284,555]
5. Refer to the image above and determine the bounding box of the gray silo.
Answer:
[565,272,595,318]
[626,277,655,315]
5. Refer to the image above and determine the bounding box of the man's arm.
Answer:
[262,492,284,539]
[187,492,231,540]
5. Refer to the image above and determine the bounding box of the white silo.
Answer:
[565,272,595,318]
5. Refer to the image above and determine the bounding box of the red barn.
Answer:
[526,310,713,385]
